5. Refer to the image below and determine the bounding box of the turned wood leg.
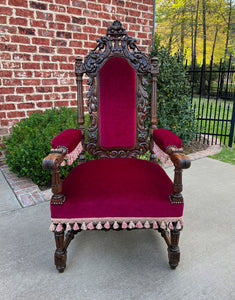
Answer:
[168,227,181,269]
[54,230,67,273]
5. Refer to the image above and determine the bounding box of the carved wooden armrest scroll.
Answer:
[42,147,67,205]
[166,146,191,204]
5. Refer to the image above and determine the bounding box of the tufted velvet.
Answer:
[51,129,82,153]
[153,129,182,152]
[99,57,136,148]
[51,158,183,219]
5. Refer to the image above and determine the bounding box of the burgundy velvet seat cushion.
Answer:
[51,158,183,220]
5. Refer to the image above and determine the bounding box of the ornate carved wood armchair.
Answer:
[43,21,191,273]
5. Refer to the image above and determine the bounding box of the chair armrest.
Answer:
[51,129,82,154]
[166,147,191,169]
[153,129,182,152]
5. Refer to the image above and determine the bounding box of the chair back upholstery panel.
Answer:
[75,21,152,158]
[99,57,136,148]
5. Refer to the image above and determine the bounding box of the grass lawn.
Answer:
[193,96,234,146]
[209,146,235,165]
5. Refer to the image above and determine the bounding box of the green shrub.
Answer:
[3,107,81,186]
[149,36,197,143]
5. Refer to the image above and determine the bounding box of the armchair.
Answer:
[43,21,191,273]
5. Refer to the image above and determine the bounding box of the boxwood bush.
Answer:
[149,36,197,143]
[3,107,82,186]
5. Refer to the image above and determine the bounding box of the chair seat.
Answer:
[51,158,183,226]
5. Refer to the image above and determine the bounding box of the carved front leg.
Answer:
[168,225,181,269]
[54,229,67,273]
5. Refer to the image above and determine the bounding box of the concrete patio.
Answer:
[0,157,234,300]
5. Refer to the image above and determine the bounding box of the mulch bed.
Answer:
[182,140,209,155]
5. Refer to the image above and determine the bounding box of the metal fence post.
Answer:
[228,93,235,147]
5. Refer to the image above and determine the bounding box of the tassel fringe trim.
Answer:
[61,142,83,166]
[50,219,184,232]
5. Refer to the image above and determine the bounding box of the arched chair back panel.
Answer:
[99,57,136,148]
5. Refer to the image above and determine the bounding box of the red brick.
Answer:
[1,119,18,127]
[0,7,13,15]
[9,0,28,7]
[51,39,67,46]
[38,29,54,38]
[98,12,111,19]
[14,70,33,78]
[0,112,6,119]
[11,35,30,44]
[73,32,87,40]
[98,0,111,3]
[84,41,97,49]
[0,16,7,24]
[56,31,72,39]
[53,71,69,78]
[67,7,82,15]
[39,46,55,54]
[42,79,58,85]
[44,93,61,100]
[82,26,97,34]
[62,93,76,99]
[51,55,67,62]
[56,14,70,23]
[13,53,31,61]
[37,101,53,108]
[142,12,153,19]
[30,1,47,10]
[60,78,75,85]
[17,103,35,109]
[129,9,141,17]
[54,86,69,92]
[0,43,17,52]
[0,103,16,110]
[33,55,50,61]
[0,25,16,34]
[42,63,58,70]
[84,10,98,18]
[0,71,12,77]
[49,4,66,12]
[66,24,82,32]
[30,19,47,28]
[49,22,65,30]
[55,0,70,5]
[6,95,24,102]
[15,8,34,18]
[32,37,50,46]
[23,79,41,85]
[72,0,86,7]
[34,71,52,78]
[26,110,43,116]
[3,79,21,86]
[54,101,69,107]
[9,17,28,26]
[16,87,34,93]
[7,111,26,118]
[0,52,10,60]
[0,87,15,94]
[59,63,73,70]
[26,94,43,101]
[18,27,35,35]
[57,48,72,55]
[19,45,37,52]
[36,11,53,21]
[22,63,40,69]
[36,86,53,93]
[88,2,102,10]
[2,61,21,69]
[88,19,102,27]
[69,40,82,48]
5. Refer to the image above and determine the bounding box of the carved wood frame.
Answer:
[75,21,154,159]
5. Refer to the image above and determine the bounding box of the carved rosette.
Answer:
[81,21,151,158]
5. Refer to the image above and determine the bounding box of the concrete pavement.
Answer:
[0,158,235,300]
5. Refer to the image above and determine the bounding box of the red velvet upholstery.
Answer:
[99,57,136,148]
[153,129,182,152]
[51,129,82,153]
[51,158,183,220]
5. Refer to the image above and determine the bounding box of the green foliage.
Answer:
[149,36,197,143]
[3,107,79,186]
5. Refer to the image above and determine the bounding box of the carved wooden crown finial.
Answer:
[107,20,127,37]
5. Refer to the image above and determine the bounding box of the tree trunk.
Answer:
[193,0,200,69]
[224,0,232,63]
[211,24,219,61]
[202,0,207,95]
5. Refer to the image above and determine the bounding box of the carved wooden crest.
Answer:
[75,21,152,159]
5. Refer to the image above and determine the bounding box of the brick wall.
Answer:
[0,0,154,158]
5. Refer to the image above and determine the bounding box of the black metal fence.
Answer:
[187,55,235,147]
